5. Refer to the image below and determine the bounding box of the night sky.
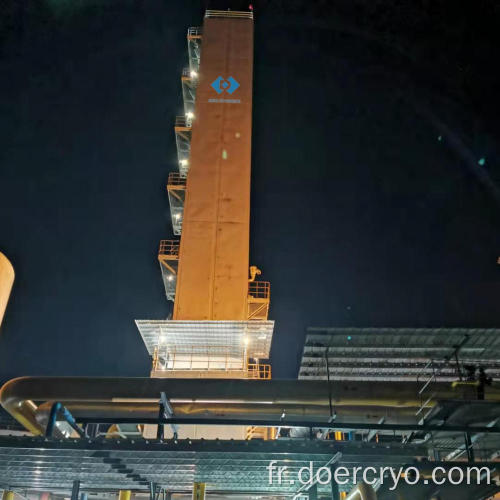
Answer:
[0,0,499,382]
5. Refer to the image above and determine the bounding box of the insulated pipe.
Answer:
[345,482,377,500]
[0,252,14,329]
[1,376,498,435]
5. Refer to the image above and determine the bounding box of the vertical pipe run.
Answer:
[119,491,131,500]
[192,483,206,500]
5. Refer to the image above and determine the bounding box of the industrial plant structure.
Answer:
[1,7,500,500]
[134,7,273,440]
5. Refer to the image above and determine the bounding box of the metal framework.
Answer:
[299,328,500,381]
[167,173,186,235]
[247,281,271,321]
[158,240,180,302]
[187,27,202,75]
[174,116,191,175]
[136,7,274,384]
[136,320,274,359]
[181,68,197,119]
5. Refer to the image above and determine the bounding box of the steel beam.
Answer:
[76,416,500,435]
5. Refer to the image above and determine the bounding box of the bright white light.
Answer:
[186,111,194,120]
[180,159,188,167]
[190,70,198,78]
[167,276,174,281]
[174,213,181,220]
[258,335,267,340]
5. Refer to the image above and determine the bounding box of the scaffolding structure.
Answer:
[166,173,186,235]
[174,115,191,175]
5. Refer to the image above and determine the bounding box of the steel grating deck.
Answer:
[0,436,425,494]
[135,320,274,359]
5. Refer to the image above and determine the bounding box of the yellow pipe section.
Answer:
[2,492,15,500]
[0,252,14,329]
[192,483,205,500]
[118,491,131,500]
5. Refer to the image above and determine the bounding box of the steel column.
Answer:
[464,432,475,462]
[309,483,318,500]
[330,465,340,500]
[70,481,80,500]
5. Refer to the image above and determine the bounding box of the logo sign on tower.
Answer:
[209,76,241,103]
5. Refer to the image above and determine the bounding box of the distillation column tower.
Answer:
[135,9,274,438]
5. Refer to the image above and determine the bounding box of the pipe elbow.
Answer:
[0,376,44,435]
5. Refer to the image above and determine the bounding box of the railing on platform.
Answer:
[246,425,276,440]
[175,116,191,129]
[248,281,270,300]
[167,173,187,188]
[247,281,271,320]
[247,362,271,380]
[152,348,270,379]
[205,10,253,20]
[158,240,180,258]
[187,27,202,38]
[182,67,198,80]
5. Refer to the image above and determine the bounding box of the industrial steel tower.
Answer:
[136,9,274,412]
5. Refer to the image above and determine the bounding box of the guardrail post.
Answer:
[465,432,475,462]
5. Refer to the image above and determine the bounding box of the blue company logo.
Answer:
[211,76,240,95]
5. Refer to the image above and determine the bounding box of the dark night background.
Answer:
[0,0,499,381]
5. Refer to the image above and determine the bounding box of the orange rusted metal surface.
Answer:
[174,16,253,320]
[0,252,14,329]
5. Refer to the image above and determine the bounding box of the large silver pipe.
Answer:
[1,376,497,435]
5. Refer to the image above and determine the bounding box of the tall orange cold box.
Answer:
[173,15,253,321]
